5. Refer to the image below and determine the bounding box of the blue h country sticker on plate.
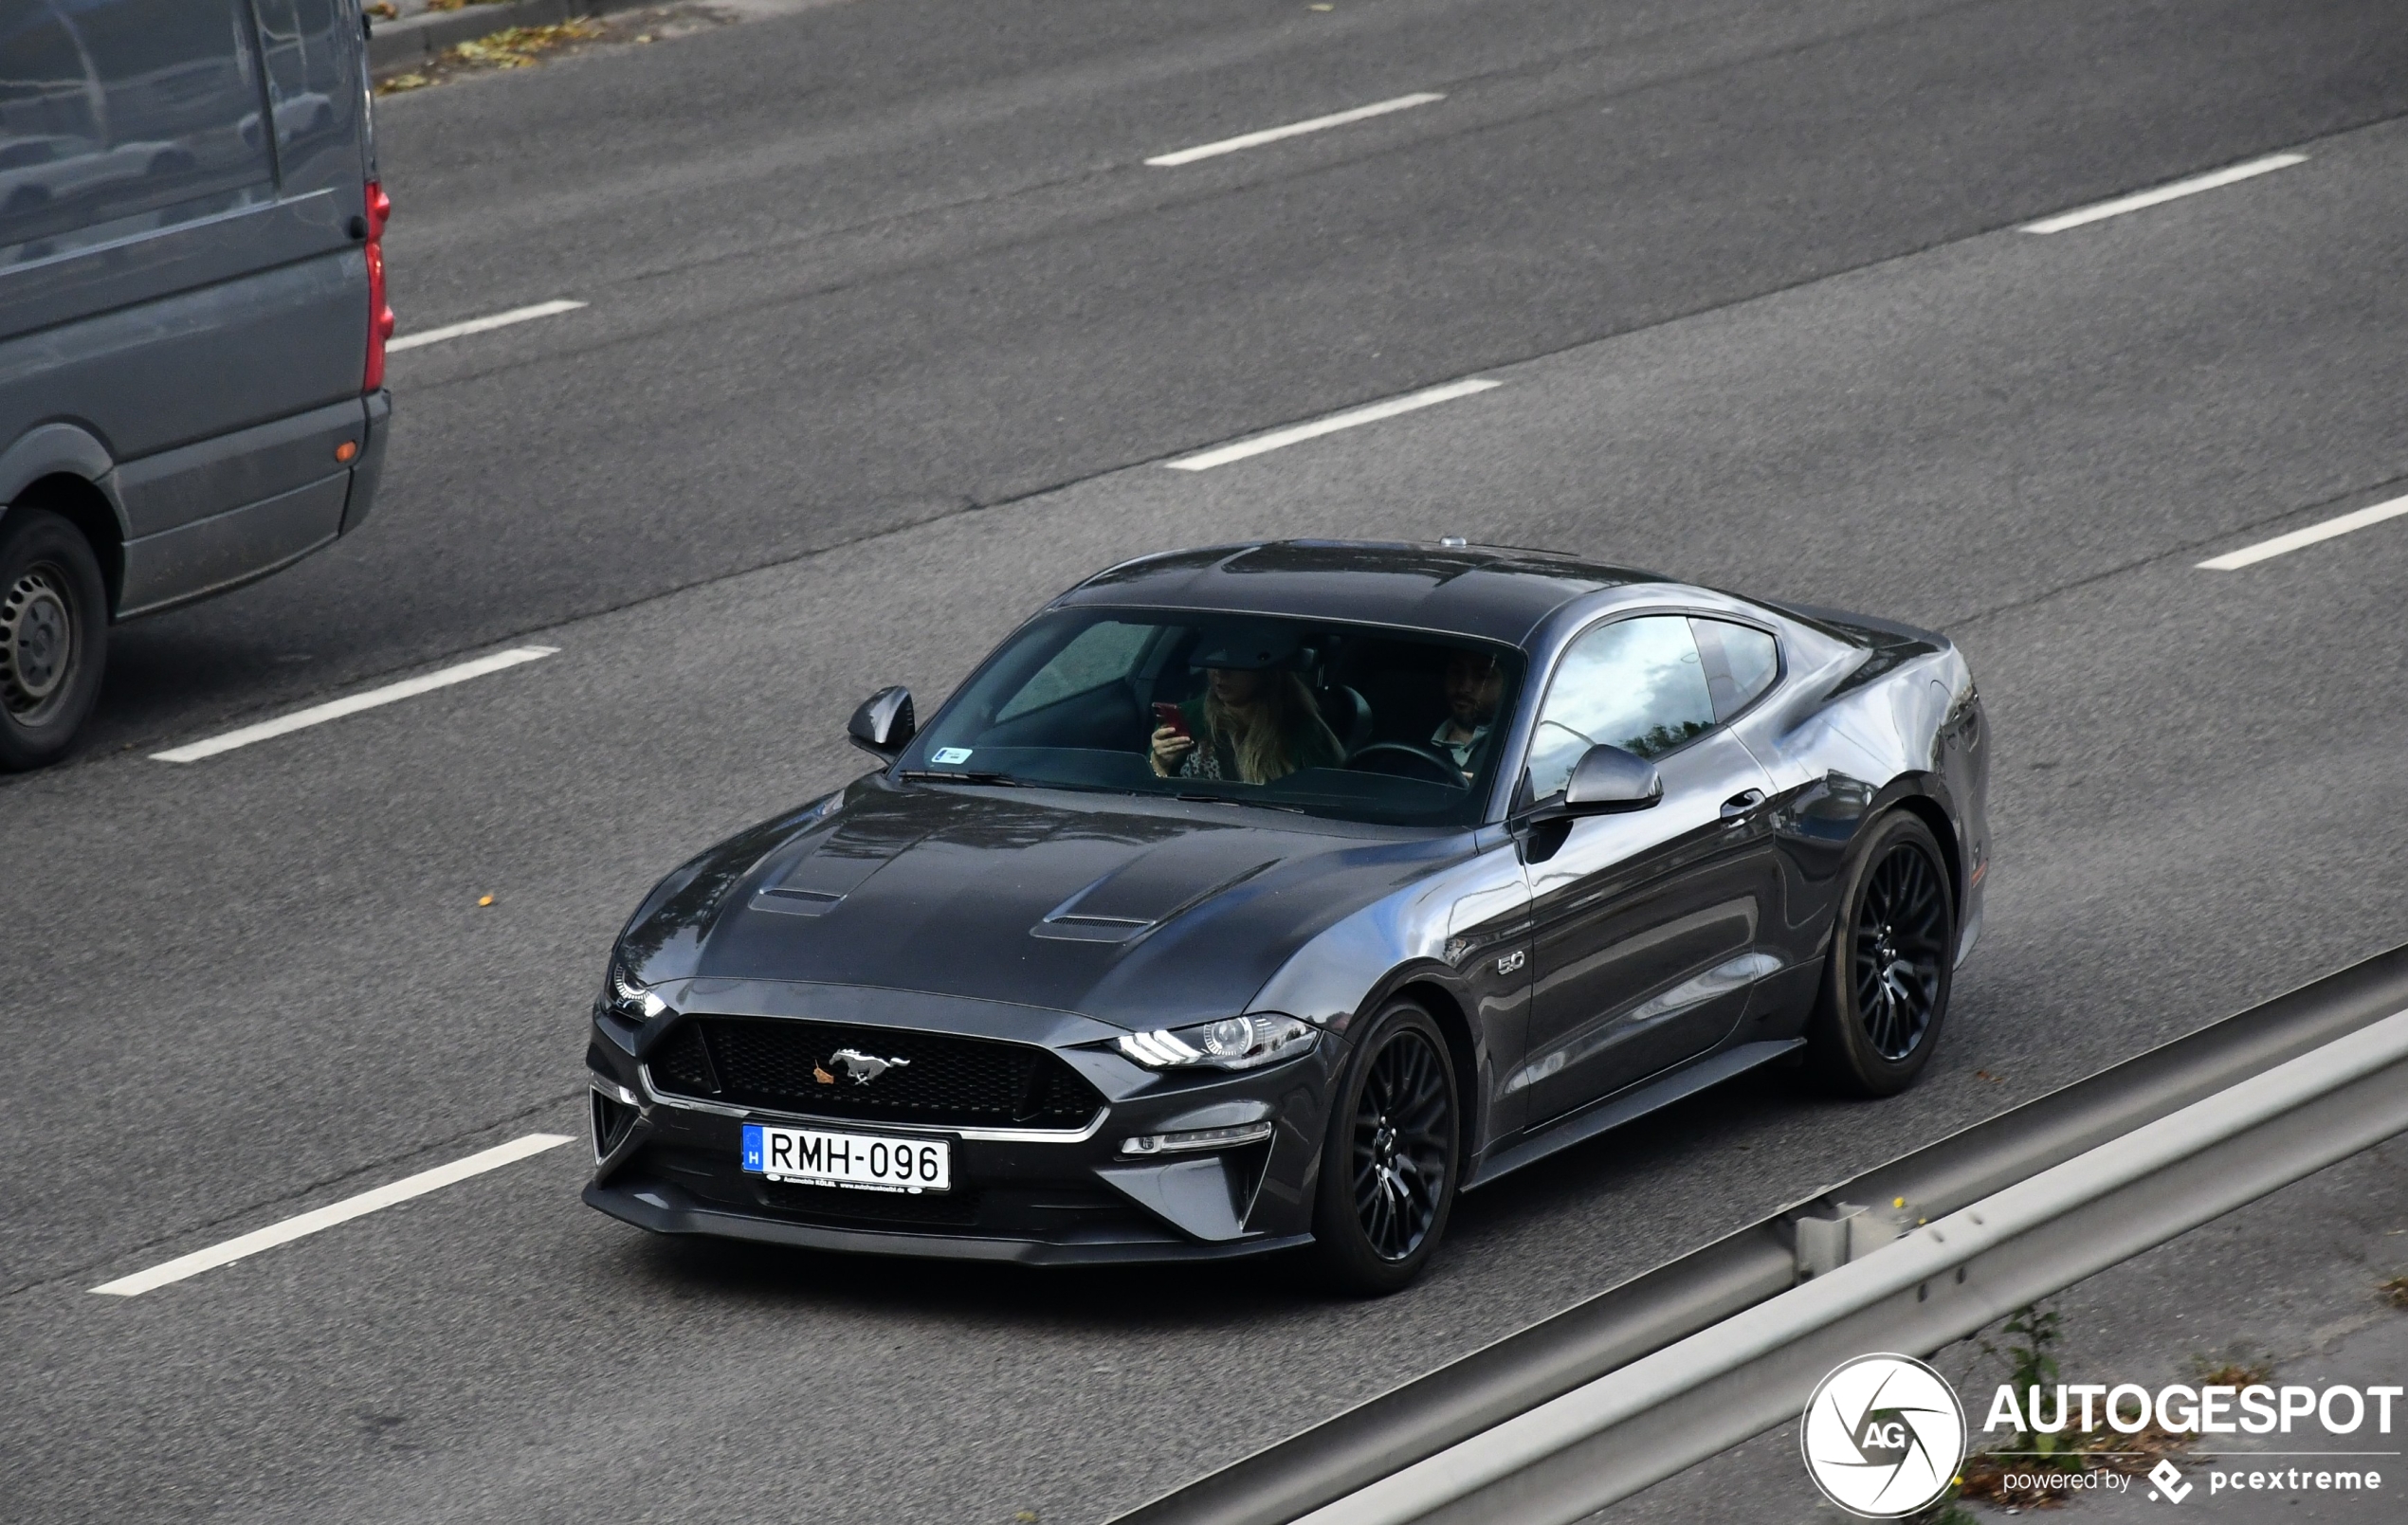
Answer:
[741,1124,764,1172]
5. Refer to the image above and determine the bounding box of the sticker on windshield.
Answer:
[931,747,975,765]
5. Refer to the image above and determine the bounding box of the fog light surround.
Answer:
[1120,1121,1274,1156]
[590,1084,642,1160]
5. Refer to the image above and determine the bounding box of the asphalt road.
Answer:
[5,0,2407,1520]
[60,0,2408,753]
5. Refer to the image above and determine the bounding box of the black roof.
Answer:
[1051,540,1659,646]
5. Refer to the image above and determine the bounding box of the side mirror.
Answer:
[1559,743,1662,815]
[847,686,915,758]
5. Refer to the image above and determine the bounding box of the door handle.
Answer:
[1720,789,1766,824]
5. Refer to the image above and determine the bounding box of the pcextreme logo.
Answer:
[1800,1353,1968,1517]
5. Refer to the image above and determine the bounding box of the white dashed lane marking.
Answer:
[1164,379,1500,470]
[387,299,588,353]
[1145,93,1445,167]
[2198,493,2408,571]
[151,646,558,763]
[2021,153,2307,234]
[91,1135,572,1297]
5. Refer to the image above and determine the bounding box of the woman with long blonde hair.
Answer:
[1150,663,1344,784]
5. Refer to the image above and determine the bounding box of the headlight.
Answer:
[609,962,668,1019]
[1116,1013,1317,1071]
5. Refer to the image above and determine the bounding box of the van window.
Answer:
[0,0,274,258]
[252,0,356,184]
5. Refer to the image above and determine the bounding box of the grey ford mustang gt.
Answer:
[584,540,1988,1292]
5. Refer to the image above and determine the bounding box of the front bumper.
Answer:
[583,992,1341,1265]
[582,1180,1312,1265]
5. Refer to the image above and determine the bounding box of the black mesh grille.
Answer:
[648,1016,1104,1129]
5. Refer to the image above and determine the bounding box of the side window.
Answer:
[0,0,273,258]
[1525,615,1715,799]
[251,0,357,189]
[1690,618,1779,722]
[0,4,105,249]
[994,620,1153,721]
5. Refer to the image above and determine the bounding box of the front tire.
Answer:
[1308,999,1460,1295]
[1805,811,1956,1097]
[0,506,107,771]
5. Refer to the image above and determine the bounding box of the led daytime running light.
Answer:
[1119,1029,1202,1066]
[610,964,668,1019]
[1121,1121,1275,1155]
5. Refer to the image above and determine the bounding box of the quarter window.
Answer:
[1525,615,1715,800]
[1691,618,1779,721]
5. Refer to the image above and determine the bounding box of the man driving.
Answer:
[1432,647,1505,780]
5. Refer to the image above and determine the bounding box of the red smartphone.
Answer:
[1151,701,1191,738]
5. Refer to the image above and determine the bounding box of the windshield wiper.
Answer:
[1176,791,1305,814]
[900,770,1025,786]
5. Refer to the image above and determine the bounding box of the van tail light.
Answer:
[362,180,394,391]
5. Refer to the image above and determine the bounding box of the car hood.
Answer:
[616,778,1467,1030]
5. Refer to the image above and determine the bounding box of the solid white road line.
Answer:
[90,1135,572,1296]
[151,646,559,763]
[386,299,588,353]
[1164,379,1501,471]
[2198,492,2408,571]
[1145,92,1445,167]
[2020,153,2307,234]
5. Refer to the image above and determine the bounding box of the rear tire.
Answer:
[0,506,107,771]
[1804,811,1956,1098]
[1307,999,1460,1296]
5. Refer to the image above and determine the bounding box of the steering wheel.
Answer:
[1345,740,1469,788]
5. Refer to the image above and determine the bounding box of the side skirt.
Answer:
[1460,1038,1806,1190]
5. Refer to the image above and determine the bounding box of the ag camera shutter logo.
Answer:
[1801,1353,1969,1516]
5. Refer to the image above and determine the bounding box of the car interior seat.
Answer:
[1316,683,1375,756]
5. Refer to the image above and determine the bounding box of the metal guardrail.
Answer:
[1115,945,2408,1525]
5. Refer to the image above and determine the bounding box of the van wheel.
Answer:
[0,507,107,771]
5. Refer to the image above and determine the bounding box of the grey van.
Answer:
[0,0,390,768]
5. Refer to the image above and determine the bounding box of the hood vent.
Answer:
[755,887,844,916]
[1032,832,1281,945]
[750,818,931,917]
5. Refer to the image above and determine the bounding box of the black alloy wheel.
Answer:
[1309,999,1460,1294]
[0,506,107,772]
[1855,840,1948,1061]
[1806,811,1956,1097]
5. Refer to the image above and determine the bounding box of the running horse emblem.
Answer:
[820,1047,911,1085]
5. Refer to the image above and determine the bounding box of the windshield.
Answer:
[897,609,1526,827]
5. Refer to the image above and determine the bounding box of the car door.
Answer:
[1514,614,1782,1124]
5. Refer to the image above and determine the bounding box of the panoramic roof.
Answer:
[1052,539,1661,645]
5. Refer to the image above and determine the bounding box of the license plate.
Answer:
[741,1123,950,1192]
